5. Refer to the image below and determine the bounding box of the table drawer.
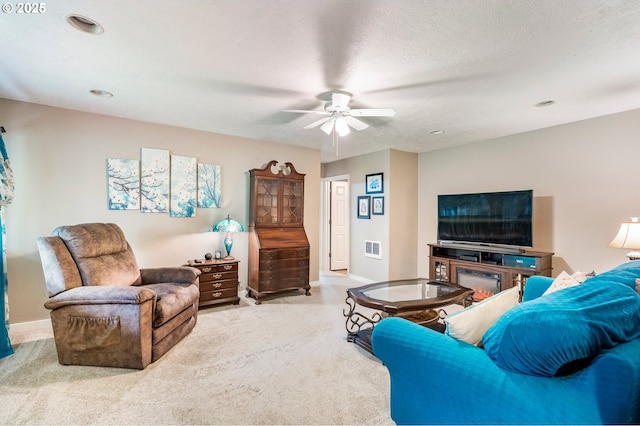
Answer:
[200,279,237,292]
[197,263,238,274]
[200,287,237,302]
[200,270,237,282]
[260,248,309,261]
[257,276,309,292]
[259,266,308,282]
[259,258,308,270]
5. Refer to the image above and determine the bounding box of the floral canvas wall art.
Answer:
[141,148,170,213]
[170,155,197,218]
[107,158,140,210]
[197,163,221,208]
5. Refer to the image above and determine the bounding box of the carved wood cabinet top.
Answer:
[249,160,305,179]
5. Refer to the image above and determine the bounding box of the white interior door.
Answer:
[330,180,349,271]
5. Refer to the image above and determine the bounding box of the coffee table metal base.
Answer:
[344,298,447,354]
[344,295,383,353]
[343,278,473,355]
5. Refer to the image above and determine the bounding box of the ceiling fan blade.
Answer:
[331,92,351,108]
[343,116,369,131]
[282,109,330,115]
[348,108,397,117]
[320,119,335,135]
[304,117,331,129]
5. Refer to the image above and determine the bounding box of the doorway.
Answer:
[321,175,350,273]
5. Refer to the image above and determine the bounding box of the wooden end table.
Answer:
[187,259,240,308]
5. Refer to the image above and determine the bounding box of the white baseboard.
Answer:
[347,274,376,284]
[9,318,52,334]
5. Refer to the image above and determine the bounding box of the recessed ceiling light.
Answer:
[534,100,555,107]
[89,89,113,98]
[67,14,104,35]
[430,129,445,135]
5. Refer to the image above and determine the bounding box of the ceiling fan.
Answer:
[284,92,396,154]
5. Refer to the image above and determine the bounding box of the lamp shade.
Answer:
[212,215,243,260]
[212,215,244,233]
[609,217,640,260]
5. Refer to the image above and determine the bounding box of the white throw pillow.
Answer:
[542,270,593,296]
[444,286,519,346]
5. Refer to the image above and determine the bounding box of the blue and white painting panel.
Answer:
[170,155,197,218]
[107,158,140,210]
[141,148,170,213]
[197,163,221,208]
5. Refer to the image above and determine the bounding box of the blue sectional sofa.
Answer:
[372,261,640,424]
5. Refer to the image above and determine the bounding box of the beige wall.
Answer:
[1,98,320,324]
[388,150,418,280]
[322,149,418,281]
[6,96,638,323]
[418,108,640,278]
[323,150,390,281]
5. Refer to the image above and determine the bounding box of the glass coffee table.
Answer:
[343,278,474,353]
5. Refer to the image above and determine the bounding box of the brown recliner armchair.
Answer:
[37,223,201,369]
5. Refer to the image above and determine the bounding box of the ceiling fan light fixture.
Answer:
[67,15,104,35]
[283,91,395,155]
[334,116,350,136]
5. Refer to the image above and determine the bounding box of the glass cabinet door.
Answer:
[281,180,303,225]
[255,178,279,225]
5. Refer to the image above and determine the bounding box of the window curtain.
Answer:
[0,131,14,359]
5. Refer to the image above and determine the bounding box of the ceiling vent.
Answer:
[364,240,382,259]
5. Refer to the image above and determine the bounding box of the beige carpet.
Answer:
[0,272,394,425]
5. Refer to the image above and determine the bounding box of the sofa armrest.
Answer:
[139,266,200,285]
[522,275,554,301]
[44,285,156,310]
[371,317,607,424]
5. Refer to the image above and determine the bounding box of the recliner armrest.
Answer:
[44,285,157,310]
[139,266,200,285]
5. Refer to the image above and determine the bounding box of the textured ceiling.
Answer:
[2,1,640,162]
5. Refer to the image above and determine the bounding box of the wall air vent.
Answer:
[364,240,382,259]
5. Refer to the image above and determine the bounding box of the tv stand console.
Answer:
[438,240,526,254]
[428,243,553,299]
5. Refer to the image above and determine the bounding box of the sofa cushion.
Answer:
[542,270,593,296]
[483,279,640,376]
[143,282,200,327]
[445,286,519,346]
[582,259,640,290]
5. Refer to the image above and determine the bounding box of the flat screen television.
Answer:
[437,190,533,248]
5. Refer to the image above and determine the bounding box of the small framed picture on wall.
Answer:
[357,196,370,219]
[372,196,384,215]
[365,173,383,194]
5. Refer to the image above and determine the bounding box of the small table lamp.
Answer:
[213,215,244,260]
[609,217,640,260]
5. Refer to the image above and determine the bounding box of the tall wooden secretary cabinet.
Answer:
[247,160,310,304]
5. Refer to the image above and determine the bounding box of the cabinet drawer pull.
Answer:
[201,267,212,273]
[212,292,222,298]
[213,273,223,279]
[223,265,233,270]
[212,283,223,289]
